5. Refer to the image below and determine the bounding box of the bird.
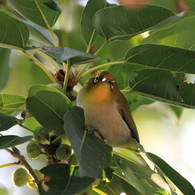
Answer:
[76,70,139,149]
[76,70,182,195]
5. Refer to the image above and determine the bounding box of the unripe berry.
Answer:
[33,126,49,144]
[26,142,41,159]
[12,168,30,187]
[55,144,72,160]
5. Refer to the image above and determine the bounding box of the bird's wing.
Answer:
[116,94,140,143]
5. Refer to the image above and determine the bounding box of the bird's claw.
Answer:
[85,124,105,141]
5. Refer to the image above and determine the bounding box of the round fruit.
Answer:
[26,142,42,159]
[68,153,79,166]
[12,168,30,187]
[33,126,49,144]
[55,144,72,160]
[47,83,63,91]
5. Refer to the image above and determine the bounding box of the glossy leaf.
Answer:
[129,69,195,108]
[25,21,56,46]
[6,0,61,29]
[114,154,164,195]
[93,5,175,41]
[0,48,10,91]
[80,0,108,45]
[0,135,32,149]
[148,153,195,195]
[125,44,195,74]
[0,94,25,116]
[142,16,195,50]
[26,84,71,134]
[0,11,29,49]
[39,46,106,64]
[39,164,94,195]
[64,106,112,178]
[0,113,16,131]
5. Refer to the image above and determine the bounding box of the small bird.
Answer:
[76,70,183,194]
[77,70,139,149]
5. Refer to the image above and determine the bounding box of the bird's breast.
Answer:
[81,102,132,147]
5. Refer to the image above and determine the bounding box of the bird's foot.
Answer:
[85,124,105,141]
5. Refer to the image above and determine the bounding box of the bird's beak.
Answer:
[101,78,107,82]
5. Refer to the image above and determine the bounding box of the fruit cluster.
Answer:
[12,126,78,188]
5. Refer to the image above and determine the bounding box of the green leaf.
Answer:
[0,135,32,149]
[101,175,142,195]
[0,11,29,49]
[129,69,195,108]
[125,44,195,74]
[26,84,71,134]
[39,164,94,195]
[38,46,106,64]
[0,113,16,131]
[6,0,61,29]
[25,21,56,46]
[64,106,112,178]
[0,94,25,115]
[148,153,195,195]
[80,0,108,46]
[113,154,164,195]
[93,5,175,41]
[0,48,10,91]
[123,93,154,112]
[142,16,195,50]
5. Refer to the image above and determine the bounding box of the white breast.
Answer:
[77,98,131,147]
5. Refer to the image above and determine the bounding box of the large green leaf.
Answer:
[113,154,165,195]
[0,135,32,149]
[26,84,71,134]
[64,106,112,179]
[0,48,10,91]
[125,44,195,74]
[142,16,195,50]
[7,0,61,29]
[25,21,56,46]
[39,164,94,195]
[80,0,108,46]
[38,46,106,64]
[0,113,16,131]
[0,94,25,116]
[148,153,195,195]
[93,5,176,41]
[129,69,195,108]
[0,11,29,49]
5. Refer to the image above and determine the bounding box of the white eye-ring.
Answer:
[110,80,115,89]
[94,75,99,83]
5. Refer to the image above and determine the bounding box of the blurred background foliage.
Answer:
[0,0,195,195]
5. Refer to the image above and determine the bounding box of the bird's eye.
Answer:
[94,75,100,83]
[110,80,115,89]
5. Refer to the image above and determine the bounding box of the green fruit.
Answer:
[55,144,72,160]
[12,168,30,187]
[26,142,41,159]
[68,153,79,166]
[47,83,63,91]
[33,126,49,144]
